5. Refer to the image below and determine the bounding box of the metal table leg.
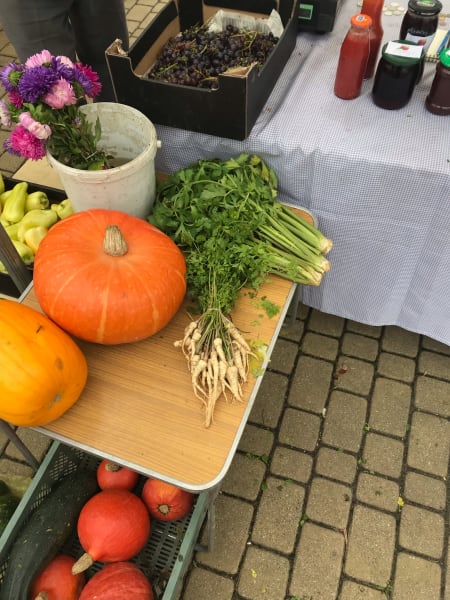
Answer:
[195,484,220,552]
[0,421,40,471]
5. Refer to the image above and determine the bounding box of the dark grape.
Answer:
[147,23,278,89]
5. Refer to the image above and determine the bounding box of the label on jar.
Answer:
[385,40,424,57]
[404,31,436,51]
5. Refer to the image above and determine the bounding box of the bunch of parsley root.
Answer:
[148,153,332,427]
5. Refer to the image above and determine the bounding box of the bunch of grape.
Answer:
[147,24,279,89]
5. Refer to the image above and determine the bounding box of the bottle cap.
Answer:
[351,13,373,27]
[439,47,450,68]
[407,0,442,15]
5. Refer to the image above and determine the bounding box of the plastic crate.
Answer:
[0,441,209,599]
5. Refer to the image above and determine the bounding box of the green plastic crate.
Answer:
[0,441,208,599]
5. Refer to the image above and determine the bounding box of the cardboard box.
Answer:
[106,0,298,140]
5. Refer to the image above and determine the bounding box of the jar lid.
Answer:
[439,48,450,67]
[382,40,422,66]
[350,13,372,28]
[407,0,443,15]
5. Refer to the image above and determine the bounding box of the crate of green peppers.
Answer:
[0,176,71,298]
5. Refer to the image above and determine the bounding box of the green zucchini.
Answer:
[0,468,98,600]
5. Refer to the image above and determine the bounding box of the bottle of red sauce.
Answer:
[334,14,372,99]
[361,0,384,78]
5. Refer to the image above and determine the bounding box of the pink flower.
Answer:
[19,111,51,140]
[56,55,74,68]
[8,89,23,108]
[25,49,53,69]
[43,78,77,108]
[7,125,46,160]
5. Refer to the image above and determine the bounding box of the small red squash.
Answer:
[0,298,88,427]
[31,554,85,600]
[72,489,151,574]
[141,478,194,522]
[97,461,139,491]
[33,209,187,345]
[79,562,153,600]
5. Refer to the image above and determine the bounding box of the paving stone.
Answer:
[221,453,266,501]
[368,378,411,437]
[392,552,441,600]
[399,504,445,559]
[280,314,305,342]
[418,350,450,381]
[237,545,290,600]
[339,580,385,599]
[382,326,420,358]
[356,472,400,512]
[249,371,287,428]
[182,567,234,600]
[290,522,345,600]
[251,476,305,553]
[268,338,298,374]
[332,356,374,396]
[301,332,339,361]
[377,352,416,383]
[362,432,404,478]
[422,336,450,355]
[305,477,352,529]
[407,411,450,477]
[278,408,321,452]
[341,332,379,361]
[308,310,345,337]
[238,424,274,456]
[322,391,367,452]
[270,447,313,483]
[196,494,253,574]
[346,320,383,339]
[288,355,333,413]
[415,375,450,417]
[446,538,450,600]
[404,471,446,510]
[315,447,357,484]
[345,505,396,587]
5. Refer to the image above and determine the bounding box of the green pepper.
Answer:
[0,239,34,274]
[0,189,13,209]
[4,222,20,241]
[1,182,28,224]
[51,199,73,219]
[17,209,58,242]
[23,225,48,254]
[0,173,5,196]
[25,191,49,212]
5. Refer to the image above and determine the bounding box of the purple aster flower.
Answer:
[52,55,76,82]
[0,62,23,92]
[5,125,47,160]
[17,65,58,103]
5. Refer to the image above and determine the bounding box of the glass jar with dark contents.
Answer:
[372,40,423,109]
[399,0,442,53]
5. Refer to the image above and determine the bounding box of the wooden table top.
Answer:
[16,158,309,491]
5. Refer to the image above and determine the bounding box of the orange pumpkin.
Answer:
[0,299,88,427]
[33,209,186,345]
[141,478,194,522]
[31,554,85,600]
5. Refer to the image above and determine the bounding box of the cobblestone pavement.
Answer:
[0,3,449,599]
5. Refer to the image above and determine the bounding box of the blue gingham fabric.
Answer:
[154,0,450,345]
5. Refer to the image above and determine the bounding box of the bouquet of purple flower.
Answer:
[0,50,110,170]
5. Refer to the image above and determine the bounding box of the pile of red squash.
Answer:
[3,461,195,600]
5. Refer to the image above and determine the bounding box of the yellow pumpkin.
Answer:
[0,298,88,426]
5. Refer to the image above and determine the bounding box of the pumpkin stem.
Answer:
[72,552,94,574]
[103,225,128,257]
[35,594,49,600]
[105,461,122,472]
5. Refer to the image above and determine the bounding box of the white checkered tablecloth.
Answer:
[154,1,450,345]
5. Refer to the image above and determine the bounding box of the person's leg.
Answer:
[69,0,130,101]
[0,0,76,63]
